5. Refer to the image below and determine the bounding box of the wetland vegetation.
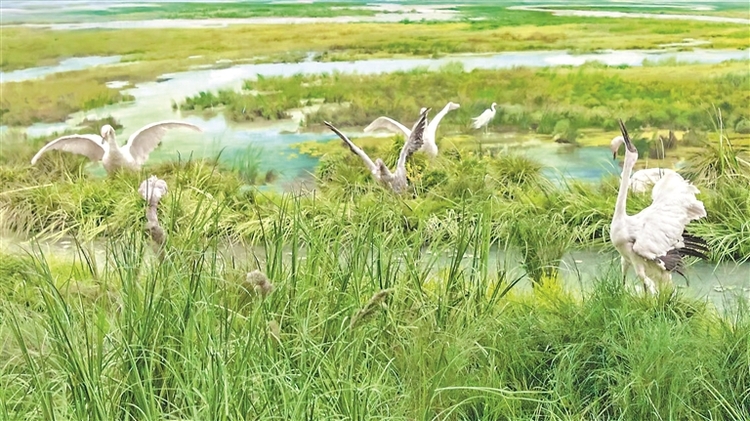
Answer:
[2,2,749,419]
[179,60,750,140]
[2,8,749,126]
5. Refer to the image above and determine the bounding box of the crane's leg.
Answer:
[620,257,630,286]
[634,263,657,295]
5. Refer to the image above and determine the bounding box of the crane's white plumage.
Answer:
[630,168,680,194]
[31,120,202,174]
[471,102,497,134]
[610,135,680,193]
[30,134,107,165]
[609,120,708,295]
[138,175,169,207]
[364,102,459,158]
[325,107,430,194]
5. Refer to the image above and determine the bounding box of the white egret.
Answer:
[364,102,460,158]
[324,107,430,194]
[31,121,202,174]
[609,120,709,295]
[471,102,497,134]
[610,135,680,193]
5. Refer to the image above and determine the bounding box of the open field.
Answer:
[2,11,749,126]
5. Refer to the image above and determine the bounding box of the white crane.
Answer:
[138,175,169,257]
[610,135,680,193]
[31,121,202,174]
[363,102,460,158]
[324,107,430,194]
[609,119,709,295]
[471,102,497,134]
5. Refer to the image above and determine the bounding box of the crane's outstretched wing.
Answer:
[396,107,430,170]
[630,168,674,194]
[648,169,683,201]
[363,117,412,138]
[324,121,378,174]
[629,171,709,273]
[30,134,106,165]
[126,121,202,165]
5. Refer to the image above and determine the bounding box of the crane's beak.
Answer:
[617,119,637,153]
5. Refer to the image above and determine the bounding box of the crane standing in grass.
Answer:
[610,135,680,194]
[138,175,169,259]
[325,107,430,194]
[31,121,202,175]
[364,101,460,158]
[471,102,497,135]
[609,119,709,295]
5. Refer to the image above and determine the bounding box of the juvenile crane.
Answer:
[325,107,430,194]
[609,120,709,295]
[31,121,202,174]
[471,102,497,134]
[364,101,460,158]
[610,135,680,193]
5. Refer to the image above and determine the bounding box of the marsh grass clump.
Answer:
[683,124,750,188]
[505,205,576,286]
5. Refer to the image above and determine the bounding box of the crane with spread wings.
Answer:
[31,121,202,174]
[325,107,430,194]
[609,119,709,295]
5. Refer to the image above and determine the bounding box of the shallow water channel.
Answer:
[2,233,748,314]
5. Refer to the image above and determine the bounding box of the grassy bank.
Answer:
[180,60,750,138]
[2,11,749,126]
[1,181,748,419]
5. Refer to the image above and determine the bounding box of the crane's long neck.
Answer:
[106,135,120,151]
[490,103,496,112]
[614,151,636,219]
[426,104,452,137]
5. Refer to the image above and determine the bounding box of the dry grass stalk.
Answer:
[350,289,393,329]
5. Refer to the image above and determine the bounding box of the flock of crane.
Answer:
[29,101,708,296]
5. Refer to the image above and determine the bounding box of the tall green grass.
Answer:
[1,185,747,420]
